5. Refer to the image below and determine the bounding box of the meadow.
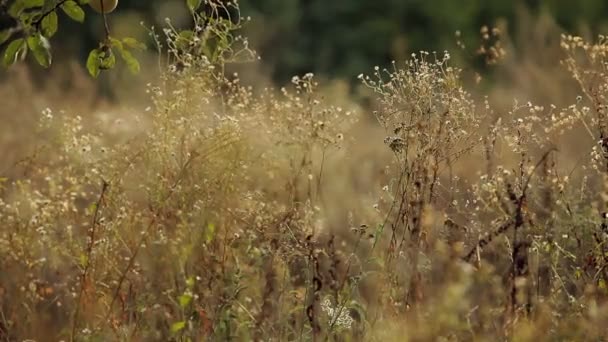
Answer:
[2,2,608,341]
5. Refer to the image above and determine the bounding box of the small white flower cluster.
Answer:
[39,107,54,129]
[321,297,354,329]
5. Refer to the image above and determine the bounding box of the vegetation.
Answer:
[4,0,608,82]
[0,0,148,77]
[3,1,608,341]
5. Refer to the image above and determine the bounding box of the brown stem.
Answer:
[70,179,109,342]
[100,1,111,41]
[100,152,198,327]
[33,0,70,29]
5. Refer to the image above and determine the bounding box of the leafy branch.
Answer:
[0,0,145,77]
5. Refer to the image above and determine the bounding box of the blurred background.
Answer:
[1,0,607,167]
[2,0,608,84]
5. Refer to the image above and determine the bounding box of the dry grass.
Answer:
[3,3,608,341]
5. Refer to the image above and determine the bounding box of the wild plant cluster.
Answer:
[3,2,608,341]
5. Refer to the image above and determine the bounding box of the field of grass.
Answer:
[3,3,608,341]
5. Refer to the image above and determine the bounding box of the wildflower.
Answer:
[41,108,53,120]
[321,298,354,329]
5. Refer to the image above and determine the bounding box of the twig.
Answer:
[100,152,198,327]
[33,0,70,30]
[463,219,514,263]
[100,0,111,41]
[70,179,109,342]
[462,148,557,263]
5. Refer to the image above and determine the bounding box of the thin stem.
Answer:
[100,1,111,41]
[33,0,69,29]
[100,152,198,327]
[70,179,109,342]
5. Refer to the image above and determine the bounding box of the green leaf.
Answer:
[21,0,44,8]
[79,253,88,267]
[117,47,139,74]
[87,46,116,77]
[87,202,98,214]
[2,38,26,67]
[99,48,116,70]
[0,30,12,45]
[170,321,186,333]
[186,0,202,11]
[175,30,194,50]
[108,36,122,48]
[27,34,51,67]
[41,11,58,37]
[9,0,44,16]
[86,48,101,77]
[61,1,85,22]
[178,293,192,308]
[205,223,215,243]
[185,276,195,288]
[122,37,146,51]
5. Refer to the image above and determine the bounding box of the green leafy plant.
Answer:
[0,0,144,77]
[7,1,608,341]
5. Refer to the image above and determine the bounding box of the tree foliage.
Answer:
[3,0,608,80]
[0,0,144,77]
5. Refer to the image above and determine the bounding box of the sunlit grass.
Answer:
[2,3,608,342]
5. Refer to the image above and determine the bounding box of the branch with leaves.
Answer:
[0,0,144,77]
